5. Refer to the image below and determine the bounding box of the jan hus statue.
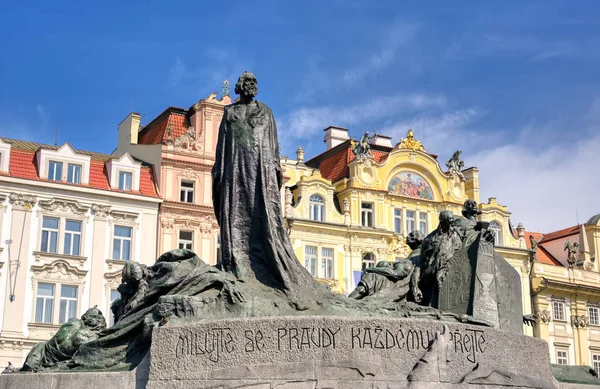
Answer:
[212,71,315,291]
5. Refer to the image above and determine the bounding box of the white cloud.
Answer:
[168,57,188,87]
[343,23,419,85]
[280,93,447,143]
[474,134,600,233]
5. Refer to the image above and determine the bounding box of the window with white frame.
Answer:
[118,171,133,191]
[109,289,120,326]
[64,220,82,256]
[66,163,82,184]
[178,230,193,250]
[48,161,63,181]
[593,354,600,376]
[304,246,318,276]
[589,306,599,325]
[58,285,78,324]
[41,216,59,253]
[321,247,334,279]
[556,350,568,365]
[361,203,374,227]
[419,213,428,234]
[113,225,132,260]
[394,209,402,234]
[406,211,416,233]
[553,300,566,321]
[489,221,503,246]
[35,283,55,324]
[362,252,376,272]
[180,181,194,203]
[309,195,324,222]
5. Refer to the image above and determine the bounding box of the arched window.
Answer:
[489,221,503,246]
[309,194,324,222]
[362,252,376,272]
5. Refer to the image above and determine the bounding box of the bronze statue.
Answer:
[352,131,373,159]
[21,307,107,372]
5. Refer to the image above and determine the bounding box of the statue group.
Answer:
[12,72,527,375]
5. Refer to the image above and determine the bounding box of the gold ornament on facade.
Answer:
[398,130,426,152]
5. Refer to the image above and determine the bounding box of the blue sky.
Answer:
[1,1,599,231]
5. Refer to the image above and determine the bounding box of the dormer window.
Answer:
[118,171,133,191]
[48,161,63,181]
[37,143,90,184]
[105,153,141,192]
[67,163,82,184]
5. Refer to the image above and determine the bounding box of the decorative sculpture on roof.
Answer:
[564,239,579,267]
[221,79,230,99]
[445,150,465,180]
[529,235,539,263]
[173,126,204,152]
[398,129,426,152]
[351,131,373,160]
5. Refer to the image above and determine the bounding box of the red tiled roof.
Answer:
[307,141,393,183]
[4,140,158,198]
[138,107,188,145]
[524,231,562,266]
[539,225,579,243]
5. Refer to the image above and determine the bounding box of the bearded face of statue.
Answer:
[235,72,258,100]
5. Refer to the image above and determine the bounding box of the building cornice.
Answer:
[0,176,162,203]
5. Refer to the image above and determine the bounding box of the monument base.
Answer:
[1,316,558,389]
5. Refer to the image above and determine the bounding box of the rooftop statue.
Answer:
[351,130,373,159]
[564,239,579,267]
[446,150,465,180]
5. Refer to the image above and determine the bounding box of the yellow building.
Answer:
[528,218,600,373]
[282,127,532,336]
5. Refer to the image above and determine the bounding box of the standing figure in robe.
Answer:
[212,71,315,291]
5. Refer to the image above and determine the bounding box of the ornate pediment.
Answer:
[31,260,87,282]
[397,130,425,152]
[38,198,89,216]
[109,210,139,225]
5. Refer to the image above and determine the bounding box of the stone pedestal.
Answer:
[0,316,557,389]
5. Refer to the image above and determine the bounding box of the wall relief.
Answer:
[388,171,434,200]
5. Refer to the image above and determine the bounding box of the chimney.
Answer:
[117,112,142,148]
[371,134,393,148]
[323,126,349,150]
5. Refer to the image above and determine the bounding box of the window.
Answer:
[589,307,599,326]
[593,354,600,376]
[118,171,133,191]
[41,217,59,253]
[419,213,428,234]
[362,253,376,272]
[59,285,78,324]
[66,163,82,184]
[489,221,503,246]
[48,161,63,181]
[113,226,132,260]
[394,209,402,234]
[553,300,566,321]
[361,203,374,227]
[321,248,334,279]
[64,220,82,256]
[309,195,324,222]
[178,230,193,250]
[406,211,416,233]
[180,181,194,203]
[305,246,318,276]
[109,289,120,326]
[556,350,568,365]
[35,283,54,323]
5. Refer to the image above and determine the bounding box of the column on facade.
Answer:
[89,205,110,309]
[2,194,36,338]
[401,208,407,237]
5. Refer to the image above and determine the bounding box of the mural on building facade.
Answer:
[388,171,434,200]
